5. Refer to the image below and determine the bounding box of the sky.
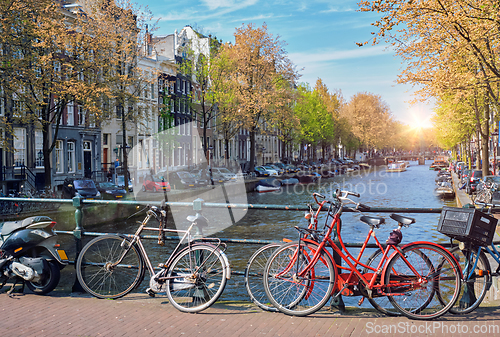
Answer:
[134,0,435,128]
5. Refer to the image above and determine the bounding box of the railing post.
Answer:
[72,196,85,292]
[192,198,208,301]
[192,198,204,238]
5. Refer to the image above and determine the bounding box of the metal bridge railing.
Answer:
[0,196,468,287]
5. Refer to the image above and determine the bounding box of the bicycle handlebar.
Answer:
[312,192,326,205]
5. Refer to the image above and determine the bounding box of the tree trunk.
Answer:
[481,103,490,177]
[225,138,229,167]
[249,130,256,172]
[121,110,129,193]
[43,123,52,190]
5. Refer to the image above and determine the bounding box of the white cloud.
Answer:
[200,0,259,11]
[289,45,389,65]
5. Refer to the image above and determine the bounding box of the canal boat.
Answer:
[255,185,281,193]
[255,178,281,193]
[280,178,299,185]
[435,181,455,199]
[386,161,406,173]
[430,156,449,170]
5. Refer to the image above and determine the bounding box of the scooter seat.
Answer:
[1,216,53,236]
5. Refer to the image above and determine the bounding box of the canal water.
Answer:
[55,160,456,305]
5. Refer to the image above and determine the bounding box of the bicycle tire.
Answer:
[263,241,336,317]
[384,243,461,320]
[166,244,228,313]
[363,248,402,316]
[244,243,282,312]
[76,235,144,299]
[474,189,491,204]
[448,246,491,314]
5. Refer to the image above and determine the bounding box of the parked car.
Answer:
[455,161,465,174]
[142,174,171,192]
[264,165,283,176]
[254,166,278,177]
[96,182,128,200]
[466,170,484,195]
[271,162,288,173]
[190,168,225,184]
[211,167,238,181]
[62,178,101,199]
[285,164,300,173]
[460,168,470,185]
[168,171,202,189]
[116,175,133,192]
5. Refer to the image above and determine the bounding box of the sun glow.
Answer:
[408,105,433,130]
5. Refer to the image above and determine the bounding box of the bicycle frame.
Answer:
[110,208,227,282]
[278,199,426,299]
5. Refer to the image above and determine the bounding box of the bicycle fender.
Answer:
[408,241,463,278]
[381,241,463,284]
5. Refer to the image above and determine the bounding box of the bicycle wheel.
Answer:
[76,235,144,299]
[384,243,461,320]
[263,241,336,316]
[448,246,491,314]
[166,244,228,313]
[244,243,282,312]
[363,248,402,316]
[474,189,491,204]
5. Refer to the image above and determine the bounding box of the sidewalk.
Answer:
[1,289,500,337]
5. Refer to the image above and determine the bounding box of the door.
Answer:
[83,141,92,178]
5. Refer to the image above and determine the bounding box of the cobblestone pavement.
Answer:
[1,290,500,337]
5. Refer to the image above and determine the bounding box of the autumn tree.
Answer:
[178,28,222,156]
[218,23,299,171]
[359,0,500,173]
[0,0,154,190]
[341,92,393,152]
[0,0,109,187]
[91,0,156,191]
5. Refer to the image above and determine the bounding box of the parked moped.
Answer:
[0,216,67,294]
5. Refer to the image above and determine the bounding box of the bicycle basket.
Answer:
[437,206,498,246]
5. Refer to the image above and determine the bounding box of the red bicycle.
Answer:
[263,190,462,320]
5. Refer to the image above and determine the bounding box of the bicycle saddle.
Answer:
[360,215,385,228]
[390,214,415,226]
[187,213,209,228]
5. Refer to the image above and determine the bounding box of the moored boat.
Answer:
[280,178,299,185]
[255,185,281,193]
[386,162,406,173]
[435,182,455,199]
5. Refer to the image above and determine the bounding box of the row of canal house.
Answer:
[0,20,284,195]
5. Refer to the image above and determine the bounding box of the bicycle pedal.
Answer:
[146,288,156,297]
[358,297,365,306]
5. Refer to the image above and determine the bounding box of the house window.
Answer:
[55,140,63,173]
[78,105,85,126]
[13,128,25,166]
[35,130,44,168]
[67,141,75,173]
[151,83,155,99]
[67,102,74,126]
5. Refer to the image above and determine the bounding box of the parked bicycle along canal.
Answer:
[55,160,456,305]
